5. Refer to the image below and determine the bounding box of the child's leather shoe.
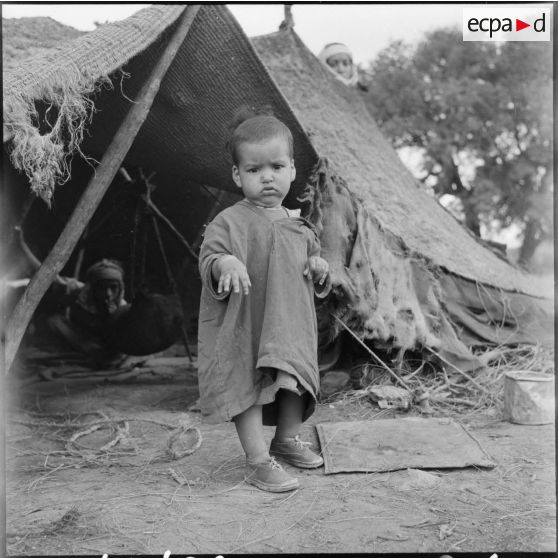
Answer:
[270,435,324,469]
[245,457,299,492]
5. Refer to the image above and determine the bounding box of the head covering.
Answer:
[76,259,126,315]
[86,259,124,284]
[319,43,353,64]
[318,43,359,87]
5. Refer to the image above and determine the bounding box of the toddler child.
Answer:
[197,109,330,492]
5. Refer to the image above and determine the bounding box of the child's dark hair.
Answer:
[226,106,294,165]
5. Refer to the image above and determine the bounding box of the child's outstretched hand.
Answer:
[303,256,329,285]
[215,255,251,295]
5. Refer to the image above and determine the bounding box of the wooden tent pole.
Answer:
[142,196,199,261]
[193,189,228,252]
[2,5,201,374]
[150,214,194,363]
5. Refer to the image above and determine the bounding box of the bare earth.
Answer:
[5,366,556,556]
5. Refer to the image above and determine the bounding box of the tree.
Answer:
[362,29,552,267]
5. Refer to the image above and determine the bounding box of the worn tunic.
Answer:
[198,199,329,425]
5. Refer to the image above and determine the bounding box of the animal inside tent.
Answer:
[2,5,552,373]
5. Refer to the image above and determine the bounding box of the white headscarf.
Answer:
[318,43,359,87]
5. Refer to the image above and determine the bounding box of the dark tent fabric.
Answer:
[3,4,318,317]
[2,5,553,372]
[440,274,552,347]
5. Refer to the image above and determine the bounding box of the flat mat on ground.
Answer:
[317,417,496,474]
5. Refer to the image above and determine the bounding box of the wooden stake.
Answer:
[331,314,412,392]
[193,188,228,252]
[2,5,201,373]
[425,346,491,395]
[150,214,194,363]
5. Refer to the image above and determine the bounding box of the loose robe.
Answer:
[198,199,330,425]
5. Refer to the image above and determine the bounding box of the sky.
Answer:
[1,2,465,64]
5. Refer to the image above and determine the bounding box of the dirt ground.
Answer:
[5,362,556,556]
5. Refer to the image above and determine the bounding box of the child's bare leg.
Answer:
[275,389,304,440]
[233,405,269,463]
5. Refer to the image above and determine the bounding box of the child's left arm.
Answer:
[303,256,329,286]
[304,255,332,299]
[303,222,332,297]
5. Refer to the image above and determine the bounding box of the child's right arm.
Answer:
[199,216,251,298]
[212,255,251,295]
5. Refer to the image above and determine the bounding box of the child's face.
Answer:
[327,53,353,79]
[232,137,296,208]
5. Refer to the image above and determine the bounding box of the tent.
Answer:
[250,29,552,367]
[2,4,552,374]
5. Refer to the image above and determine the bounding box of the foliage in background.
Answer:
[362,29,553,267]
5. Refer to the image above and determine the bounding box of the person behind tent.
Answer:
[318,42,366,90]
[197,108,331,492]
[46,259,129,364]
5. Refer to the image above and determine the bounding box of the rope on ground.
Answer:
[66,423,103,453]
[166,423,203,459]
[99,421,130,452]
[11,414,202,461]
[11,416,181,430]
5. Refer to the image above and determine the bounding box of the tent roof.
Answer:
[2,16,84,71]
[3,4,317,202]
[3,5,542,297]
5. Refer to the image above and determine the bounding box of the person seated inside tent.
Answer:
[318,42,367,91]
[46,259,130,366]
[9,228,184,370]
[9,228,130,366]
